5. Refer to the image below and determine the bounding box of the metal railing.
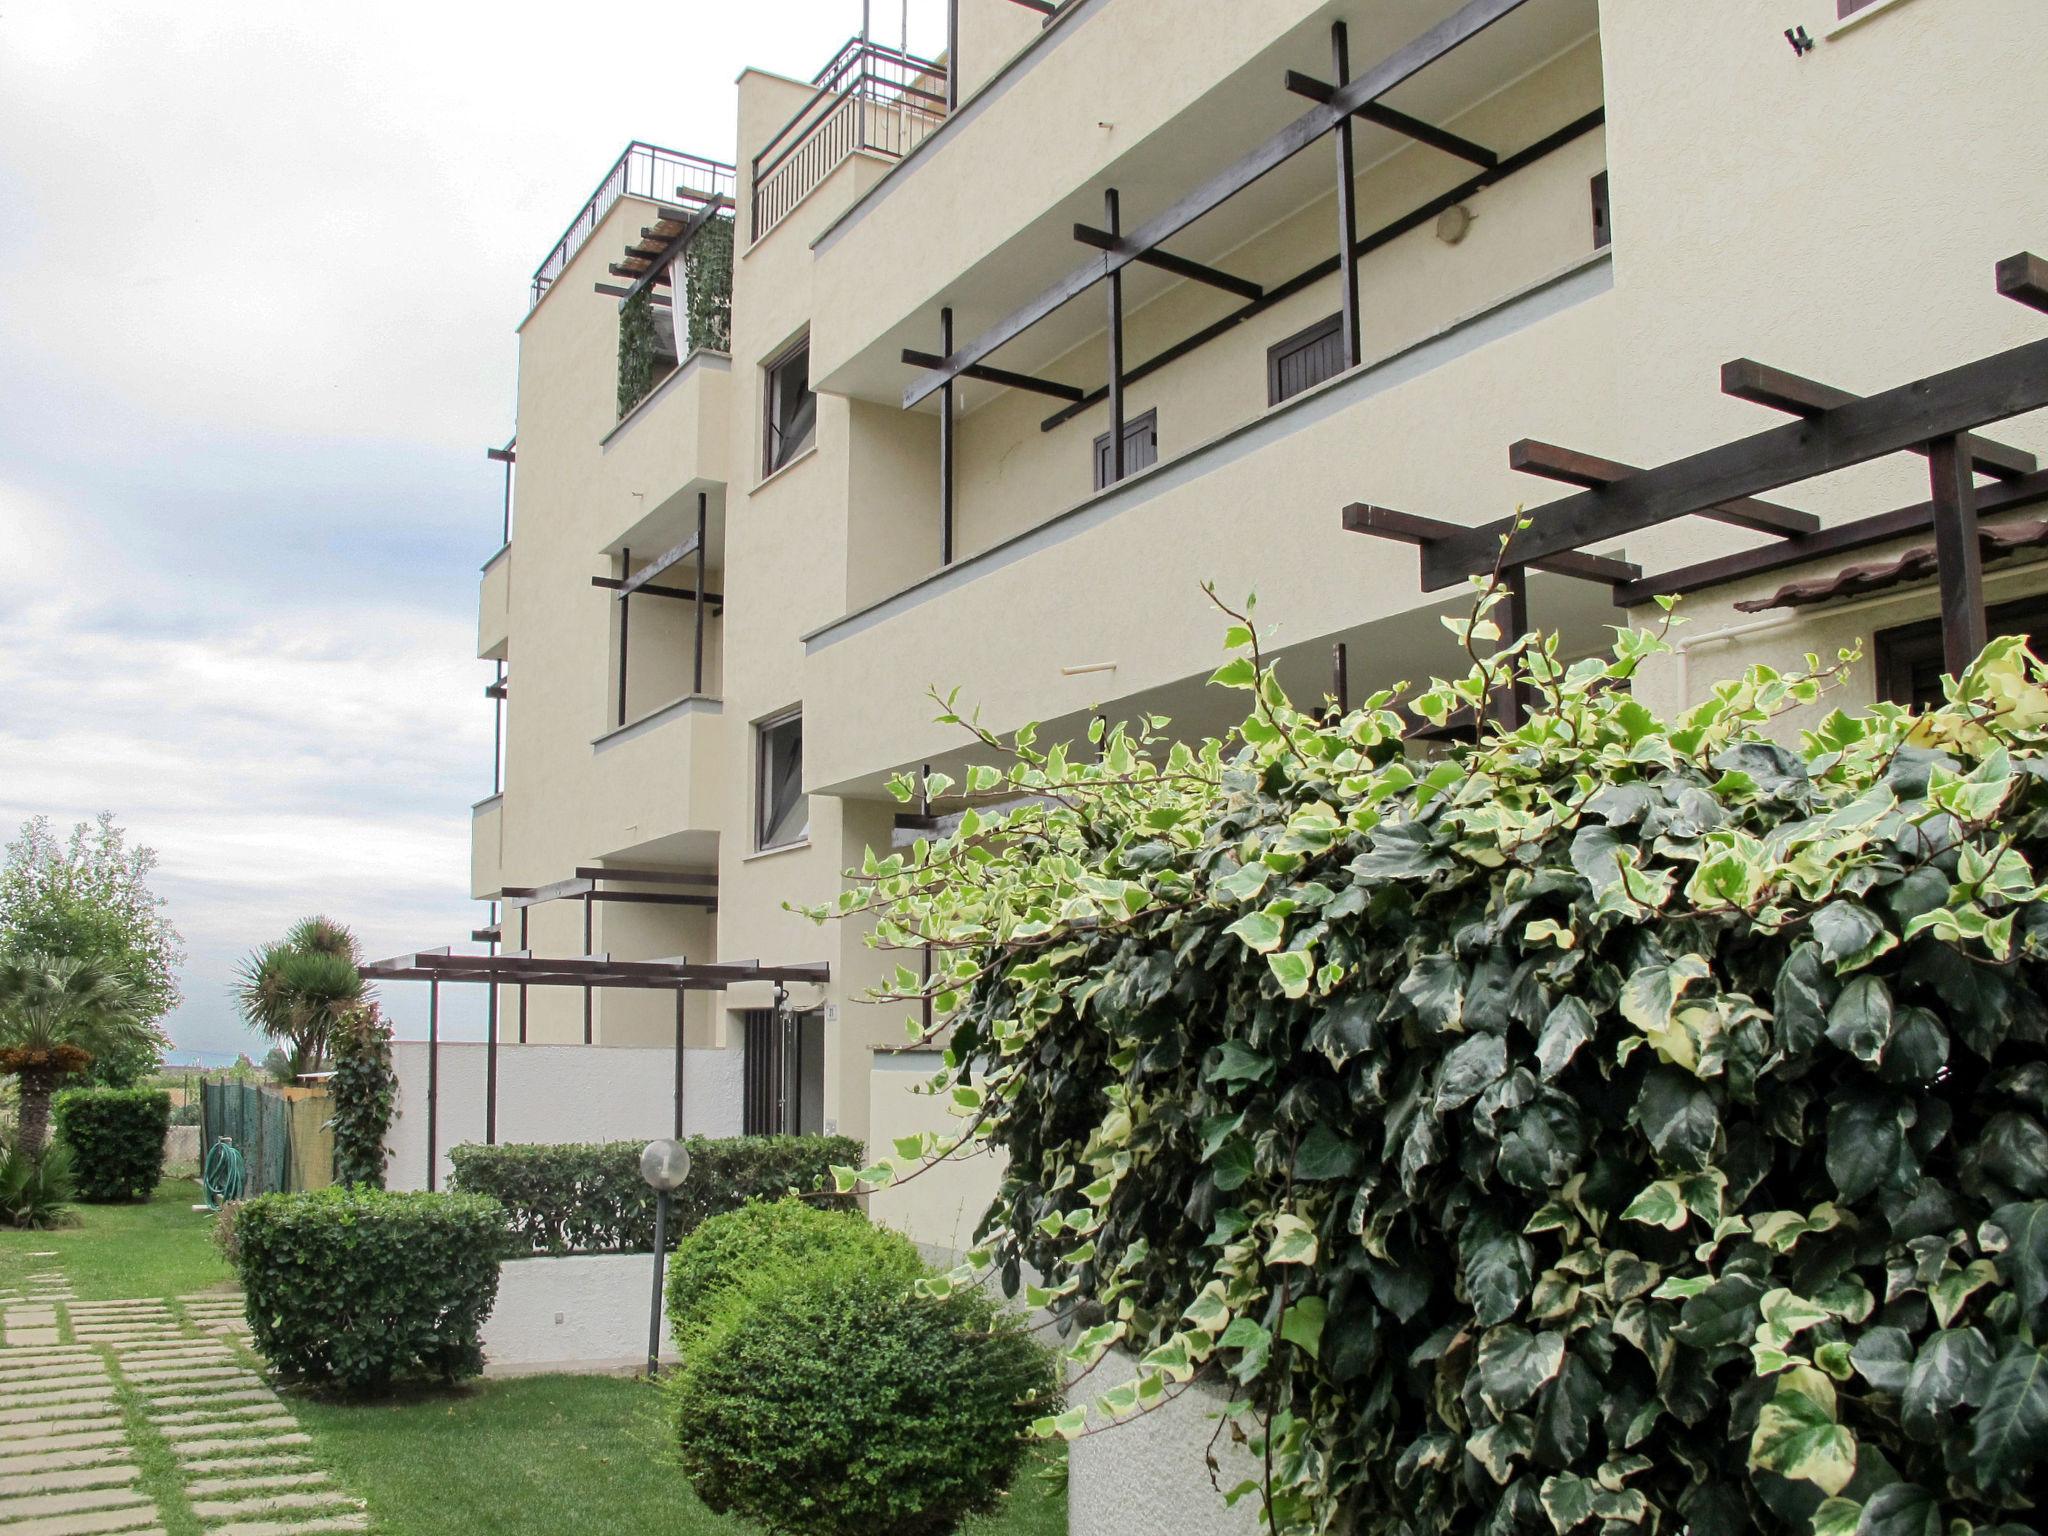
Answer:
[531,142,737,307]
[750,38,948,241]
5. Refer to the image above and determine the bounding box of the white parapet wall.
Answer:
[386,1041,744,1192]
[1070,1351,1263,1536]
[483,1251,677,1376]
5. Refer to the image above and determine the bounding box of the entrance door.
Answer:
[742,1008,825,1134]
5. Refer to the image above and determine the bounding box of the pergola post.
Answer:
[939,307,957,564]
[1330,21,1362,369]
[1331,641,1349,715]
[517,908,529,1042]
[945,0,959,110]
[490,661,504,797]
[485,905,499,1145]
[616,546,632,728]
[673,991,687,1138]
[1105,188,1126,483]
[583,893,594,1044]
[692,492,709,695]
[1928,433,1988,672]
[426,979,440,1191]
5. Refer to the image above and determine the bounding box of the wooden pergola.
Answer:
[360,948,829,1190]
[1342,252,2048,724]
[898,0,1598,567]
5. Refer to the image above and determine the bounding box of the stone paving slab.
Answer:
[175,1453,313,1476]
[171,1430,310,1460]
[0,1385,119,1410]
[0,1465,139,1498]
[142,1388,273,1411]
[189,1490,358,1519]
[207,1516,365,1536]
[158,1417,295,1444]
[0,1483,155,1519]
[0,1427,130,1456]
[0,1446,132,1475]
[183,1470,331,1497]
[0,1401,122,1428]
[0,1414,122,1442]
[0,1505,164,1535]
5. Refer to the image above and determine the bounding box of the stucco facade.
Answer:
[471,0,2048,1258]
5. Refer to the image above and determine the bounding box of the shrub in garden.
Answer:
[448,1133,860,1254]
[53,1086,170,1201]
[816,606,2048,1536]
[665,1197,924,1355]
[328,1002,395,1187]
[231,1186,505,1392]
[674,1254,1058,1536]
[0,1134,75,1228]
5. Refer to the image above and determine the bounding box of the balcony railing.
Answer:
[531,142,737,307]
[749,39,947,241]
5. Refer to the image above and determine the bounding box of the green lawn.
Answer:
[292,1373,1067,1536]
[0,1176,233,1300]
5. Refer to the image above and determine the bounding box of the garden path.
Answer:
[0,1275,368,1535]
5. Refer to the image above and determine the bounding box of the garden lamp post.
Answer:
[640,1137,692,1378]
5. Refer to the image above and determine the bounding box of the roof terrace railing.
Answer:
[749,38,948,242]
[531,142,737,307]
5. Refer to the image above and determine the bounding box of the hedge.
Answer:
[819,615,2048,1536]
[674,1252,1058,1536]
[447,1134,860,1255]
[232,1187,505,1392]
[53,1087,169,1201]
[665,1197,924,1357]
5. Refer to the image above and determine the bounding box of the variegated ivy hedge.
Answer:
[811,589,2048,1536]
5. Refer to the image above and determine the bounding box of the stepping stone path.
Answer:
[0,1275,369,1534]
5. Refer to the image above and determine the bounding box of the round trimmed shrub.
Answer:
[231,1187,506,1393]
[665,1197,922,1355]
[53,1086,170,1201]
[674,1257,1059,1536]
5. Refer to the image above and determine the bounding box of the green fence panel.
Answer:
[199,1082,295,1195]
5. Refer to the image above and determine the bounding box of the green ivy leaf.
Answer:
[1633,1068,1720,1171]
[1853,1484,1942,1536]
[1825,975,1897,1065]
[1902,1327,1993,1439]
[1749,1366,1857,1496]
[1279,1295,1326,1359]
[1472,1326,1566,1414]
[1970,1343,2048,1487]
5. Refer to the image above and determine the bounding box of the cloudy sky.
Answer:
[0,0,948,1058]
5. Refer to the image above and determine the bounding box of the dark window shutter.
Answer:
[1267,314,1347,406]
[1093,409,1159,490]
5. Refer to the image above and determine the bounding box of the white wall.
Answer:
[1069,1352,1261,1536]
[386,1041,744,1192]
[483,1252,676,1376]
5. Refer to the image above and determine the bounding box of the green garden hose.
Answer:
[203,1138,245,1210]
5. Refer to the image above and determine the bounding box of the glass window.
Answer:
[764,340,816,475]
[757,711,808,849]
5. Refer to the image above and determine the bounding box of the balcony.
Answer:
[598,353,732,549]
[478,545,510,660]
[749,38,948,243]
[471,793,504,900]
[588,697,727,865]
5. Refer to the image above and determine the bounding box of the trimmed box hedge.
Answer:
[53,1087,170,1202]
[233,1187,506,1392]
[447,1133,861,1255]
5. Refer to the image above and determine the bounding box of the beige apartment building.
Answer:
[466,0,2048,1253]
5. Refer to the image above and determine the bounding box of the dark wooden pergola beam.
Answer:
[1998,251,2048,315]
[574,866,718,888]
[588,575,722,607]
[594,283,671,306]
[1722,359,2036,481]
[1072,223,1264,302]
[615,534,701,599]
[1509,438,1819,538]
[900,349,1084,403]
[1419,333,2048,588]
[1037,107,1603,432]
[606,195,734,312]
[1343,504,1640,585]
[1612,466,2048,607]
[903,0,1533,408]
[1283,69,1497,167]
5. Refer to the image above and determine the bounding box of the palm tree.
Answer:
[233,917,365,1076]
[0,955,148,1154]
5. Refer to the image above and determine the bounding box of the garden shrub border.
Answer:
[53,1085,170,1202]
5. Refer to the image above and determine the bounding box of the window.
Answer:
[763,339,816,475]
[1267,314,1347,406]
[1093,409,1158,491]
[1876,594,2048,710]
[756,710,808,849]
[1590,171,1611,250]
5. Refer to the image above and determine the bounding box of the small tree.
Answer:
[234,917,365,1075]
[0,814,181,1088]
[0,956,150,1154]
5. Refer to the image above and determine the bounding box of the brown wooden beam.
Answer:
[1343,503,1640,585]
[1284,69,1497,167]
[901,348,1084,403]
[1509,438,1819,538]
[615,534,700,599]
[1424,335,2048,589]
[1611,466,2048,607]
[1928,433,1989,671]
[574,866,718,888]
[1997,251,2048,315]
[594,282,671,305]
[614,195,733,312]
[589,575,722,607]
[1072,223,1264,302]
[1722,359,2036,481]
